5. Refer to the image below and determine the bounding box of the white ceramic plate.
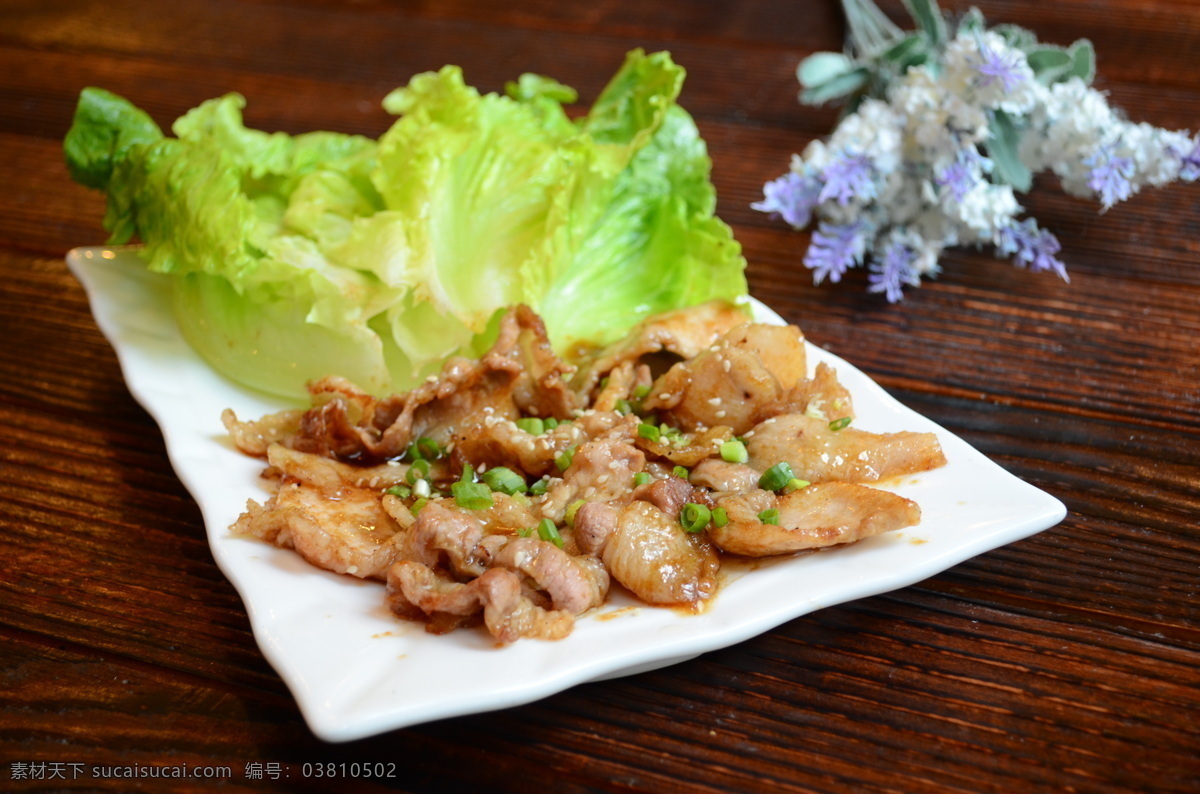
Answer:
[67,246,1066,743]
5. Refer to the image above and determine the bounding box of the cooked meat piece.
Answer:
[569,300,751,397]
[643,323,808,435]
[630,475,696,520]
[538,438,646,522]
[231,446,405,579]
[404,355,523,447]
[603,501,719,606]
[770,362,855,421]
[451,408,638,480]
[491,304,583,420]
[401,501,490,578]
[746,413,946,483]
[222,408,304,457]
[709,484,921,557]
[590,360,637,413]
[473,492,540,535]
[573,501,619,556]
[262,442,414,491]
[387,560,484,618]
[279,320,531,463]
[474,567,575,643]
[490,536,610,614]
[688,458,762,493]
[633,425,733,468]
[386,563,574,642]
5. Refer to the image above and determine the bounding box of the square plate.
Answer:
[67,246,1066,742]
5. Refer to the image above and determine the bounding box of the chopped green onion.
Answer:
[680,503,711,533]
[828,416,853,431]
[537,518,563,548]
[406,458,431,485]
[615,399,634,415]
[784,477,811,493]
[530,477,550,496]
[411,497,428,515]
[517,527,534,538]
[758,461,795,491]
[719,439,748,464]
[384,484,412,499]
[451,464,493,510]
[415,436,443,460]
[637,423,661,442]
[673,465,690,479]
[565,499,585,526]
[633,384,652,399]
[712,507,729,528]
[516,417,544,435]
[555,445,577,473]
[544,417,560,430]
[758,508,780,525]
[633,471,652,487]
[481,466,526,495]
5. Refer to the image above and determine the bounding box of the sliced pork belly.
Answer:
[710,484,921,557]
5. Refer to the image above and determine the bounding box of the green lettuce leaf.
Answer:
[64,50,748,401]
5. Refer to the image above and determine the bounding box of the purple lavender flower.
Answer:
[804,220,868,284]
[976,44,1027,93]
[1085,145,1135,210]
[936,148,989,203]
[818,151,876,206]
[867,236,923,303]
[752,171,822,229]
[995,219,1069,282]
[1176,136,1200,182]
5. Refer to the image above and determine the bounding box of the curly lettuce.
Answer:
[64,50,747,400]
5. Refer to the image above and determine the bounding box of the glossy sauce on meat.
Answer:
[225,301,948,644]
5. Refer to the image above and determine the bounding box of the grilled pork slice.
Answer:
[231,445,408,579]
[746,413,946,484]
[710,484,921,557]
[602,501,719,607]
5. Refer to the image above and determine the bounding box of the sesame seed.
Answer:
[707,397,722,406]
[722,359,731,372]
[715,410,726,418]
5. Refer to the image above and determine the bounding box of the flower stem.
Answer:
[840,0,904,58]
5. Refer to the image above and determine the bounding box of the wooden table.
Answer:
[2,1,1197,790]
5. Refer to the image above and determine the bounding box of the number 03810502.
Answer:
[301,762,398,779]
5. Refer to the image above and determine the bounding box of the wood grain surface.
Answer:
[1,1,1197,791]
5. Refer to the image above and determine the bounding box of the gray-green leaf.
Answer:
[1027,46,1072,83]
[797,51,857,88]
[883,34,929,70]
[799,67,870,106]
[1065,39,1095,84]
[903,0,946,48]
[985,110,1033,193]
